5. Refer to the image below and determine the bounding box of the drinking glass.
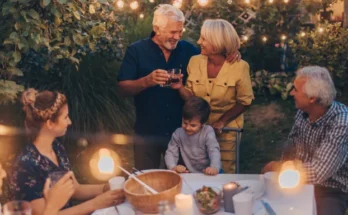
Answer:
[3,201,31,215]
[48,170,68,187]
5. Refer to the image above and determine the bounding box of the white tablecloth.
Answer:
[93,173,316,215]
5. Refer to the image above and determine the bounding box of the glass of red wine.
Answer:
[168,68,181,84]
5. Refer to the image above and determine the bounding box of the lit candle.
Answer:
[175,194,194,215]
[223,182,240,213]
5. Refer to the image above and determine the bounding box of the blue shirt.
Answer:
[283,101,348,192]
[9,140,72,207]
[118,32,199,137]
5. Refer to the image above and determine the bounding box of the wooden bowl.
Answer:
[124,170,182,213]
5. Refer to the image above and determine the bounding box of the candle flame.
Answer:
[89,148,121,181]
[279,169,300,188]
[98,155,114,174]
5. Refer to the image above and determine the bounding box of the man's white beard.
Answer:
[163,41,178,51]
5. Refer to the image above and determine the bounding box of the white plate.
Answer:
[92,205,135,215]
[235,180,265,200]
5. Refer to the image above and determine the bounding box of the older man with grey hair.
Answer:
[117,4,240,169]
[262,66,348,215]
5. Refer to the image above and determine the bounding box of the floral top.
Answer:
[9,140,72,207]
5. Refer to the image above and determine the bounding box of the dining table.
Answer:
[93,172,317,215]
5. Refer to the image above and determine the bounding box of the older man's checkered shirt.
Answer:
[283,101,348,193]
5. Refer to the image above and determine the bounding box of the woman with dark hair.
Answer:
[9,89,124,215]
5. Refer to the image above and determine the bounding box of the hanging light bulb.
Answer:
[173,0,183,8]
[268,0,273,3]
[197,0,209,6]
[281,35,287,40]
[262,36,268,42]
[300,32,306,37]
[139,13,144,19]
[244,0,250,4]
[318,27,324,33]
[284,0,289,3]
[130,1,139,10]
[242,35,248,41]
[149,0,155,2]
[116,0,124,8]
[183,28,186,32]
[227,0,233,4]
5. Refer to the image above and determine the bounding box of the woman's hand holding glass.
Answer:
[43,171,75,212]
[170,73,184,90]
[92,189,125,210]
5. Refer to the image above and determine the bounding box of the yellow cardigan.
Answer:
[185,55,254,129]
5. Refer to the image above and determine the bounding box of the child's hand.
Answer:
[172,165,189,173]
[203,167,219,176]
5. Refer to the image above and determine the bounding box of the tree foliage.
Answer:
[289,23,348,88]
[0,0,125,104]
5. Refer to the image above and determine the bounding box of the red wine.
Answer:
[171,78,180,83]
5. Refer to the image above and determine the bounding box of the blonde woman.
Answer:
[173,19,254,173]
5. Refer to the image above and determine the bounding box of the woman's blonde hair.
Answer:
[21,88,67,141]
[201,19,240,56]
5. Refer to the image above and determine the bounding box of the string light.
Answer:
[262,36,268,42]
[139,13,144,19]
[173,0,183,8]
[149,0,155,2]
[197,0,209,6]
[130,1,139,10]
[318,27,324,33]
[281,35,287,40]
[284,0,289,3]
[245,0,250,3]
[268,0,273,3]
[227,0,233,4]
[116,0,124,8]
[242,35,249,41]
[300,32,306,37]
[183,28,186,32]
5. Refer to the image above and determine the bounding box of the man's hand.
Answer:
[212,120,226,134]
[145,69,170,87]
[203,167,219,176]
[261,161,282,174]
[172,165,189,173]
[226,50,242,63]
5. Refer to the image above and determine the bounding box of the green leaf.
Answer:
[73,11,81,20]
[15,22,22,30]
[3,39,13,45]
[6,67,23,76]
[89,4,95,14]
[64,36,71,46]
[12,51,21,63]
[20,11,28,22]
[54,16,61,26]
[50,6,61,17]
[69,56,80,64]
[18,37,29,51]
[42,0,51,7]
[28,9,40,20]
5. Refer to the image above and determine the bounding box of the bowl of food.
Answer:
[124,170,182,214]
[194,186,222,214]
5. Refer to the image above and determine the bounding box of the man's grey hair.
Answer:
[152,4,185,29]
[296,66,336,106]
